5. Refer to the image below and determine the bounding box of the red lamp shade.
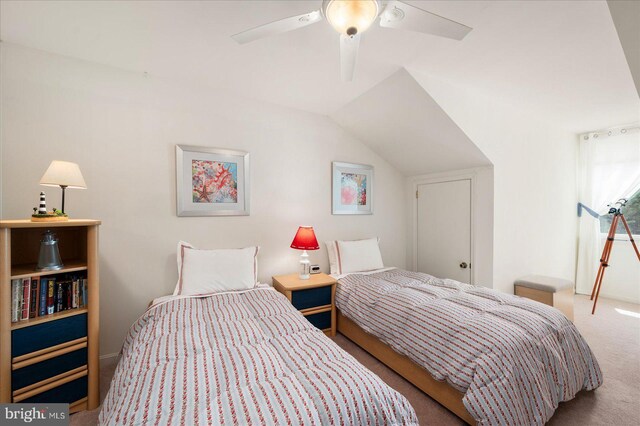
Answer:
[290,226,319,250]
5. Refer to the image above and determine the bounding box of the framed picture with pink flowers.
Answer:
[332,161,373,215]
[176,145,250,216]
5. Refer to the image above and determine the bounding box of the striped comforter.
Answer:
[336,269,603,426]
[99,288,417,425]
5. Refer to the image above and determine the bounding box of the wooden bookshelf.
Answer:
[0,219,100,411]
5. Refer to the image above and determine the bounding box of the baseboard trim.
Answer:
[575,290,640,305]
[99,352,119,361]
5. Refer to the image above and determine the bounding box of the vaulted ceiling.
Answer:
[1,1,638,136]
[607,0,640,99]
[332,68,491,175]
[0,0,639,131]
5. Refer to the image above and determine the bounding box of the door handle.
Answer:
[459,262,468,269]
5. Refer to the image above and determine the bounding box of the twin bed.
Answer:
[335,268,602,425]
[99,288,417,425]
[100,241,602,425]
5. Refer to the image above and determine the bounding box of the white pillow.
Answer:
[174,241,259,296]
[325,241,339,274]
[335,238,384,274]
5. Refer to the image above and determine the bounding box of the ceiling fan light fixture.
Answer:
[323,0,379,36]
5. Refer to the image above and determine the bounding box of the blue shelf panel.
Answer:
[12,313,87,357]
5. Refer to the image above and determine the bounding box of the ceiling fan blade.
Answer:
[379,1,472,40]
[340,34,361,82]
[232,10,322,44]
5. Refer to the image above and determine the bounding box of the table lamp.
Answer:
[290,226,319,280]
[39,161,87,215]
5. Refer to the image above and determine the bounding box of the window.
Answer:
[599,190,640,235]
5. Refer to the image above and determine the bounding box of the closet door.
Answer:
[417,179,472,283]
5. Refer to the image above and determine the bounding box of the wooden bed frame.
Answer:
[337,311,476,425]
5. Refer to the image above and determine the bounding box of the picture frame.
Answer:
[332,161,374,215]
[176,145,250,217]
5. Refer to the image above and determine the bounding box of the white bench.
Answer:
[514,275,574,321]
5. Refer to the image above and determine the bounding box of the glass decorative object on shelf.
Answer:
[36,230,64,271]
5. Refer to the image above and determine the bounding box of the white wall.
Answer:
[0,44,408,356]
[594,235,640,304]
[407,167,494,287]
[410,71,578,294]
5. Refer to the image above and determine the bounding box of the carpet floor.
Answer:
[71,295,639,425]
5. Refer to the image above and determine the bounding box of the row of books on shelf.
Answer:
[11,275,88,323]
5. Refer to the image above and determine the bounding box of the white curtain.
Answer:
[576,127,640,295]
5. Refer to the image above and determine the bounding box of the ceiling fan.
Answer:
[231,0,472,82]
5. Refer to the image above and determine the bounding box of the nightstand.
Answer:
[272,273,337,337]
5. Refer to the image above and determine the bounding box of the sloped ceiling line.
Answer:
[330,68,492,177]
[607,0,640,98]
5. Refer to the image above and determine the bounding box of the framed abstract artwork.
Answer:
[332,162,373,215]
[176,145,250,216]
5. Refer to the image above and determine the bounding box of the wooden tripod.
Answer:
[590,210,640,314]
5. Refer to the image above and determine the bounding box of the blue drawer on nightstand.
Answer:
[291,286,332,310]
[304,311,332,330]
[12,314,87,357]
